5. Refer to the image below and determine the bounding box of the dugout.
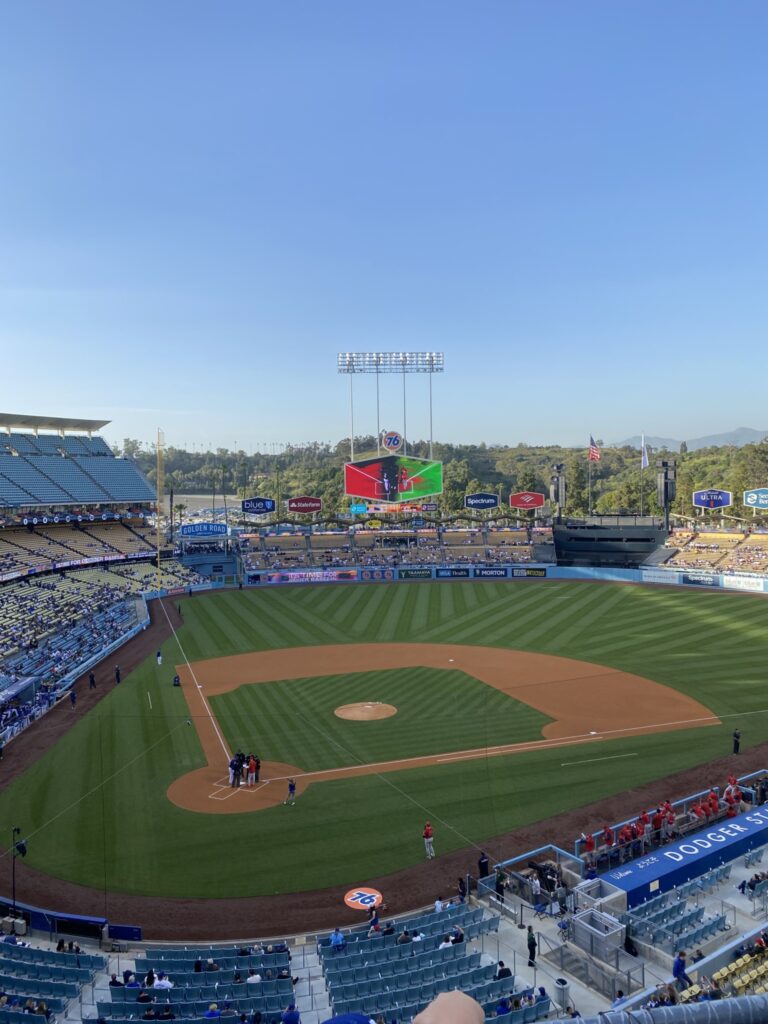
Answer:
[604,806,768,908]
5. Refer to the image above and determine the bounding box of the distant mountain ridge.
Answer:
[616,427,768,451]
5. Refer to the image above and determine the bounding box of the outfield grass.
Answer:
[1,580,766,898]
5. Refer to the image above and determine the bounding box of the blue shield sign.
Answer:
[692,489,733,509]
[242,496,275,514]
[465,492,500,510]
[743,488,768,509]
[349,503,368,514]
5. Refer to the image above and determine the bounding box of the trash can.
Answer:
[554,977,570,1010]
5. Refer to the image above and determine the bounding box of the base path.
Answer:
[167,643,719,814]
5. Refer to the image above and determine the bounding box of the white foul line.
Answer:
[147,692,152,711]
[561,753,638,767]
[158,599,231,765]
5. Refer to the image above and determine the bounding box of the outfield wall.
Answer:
[243,564,768,593]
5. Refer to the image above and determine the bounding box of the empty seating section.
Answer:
[622,865,731,954]
[0,455,72,504]
[0,940,105,1017]
[318,904,507,1019]
[60,524,154,558]
[0,432,153,507]
[103,561,207,591]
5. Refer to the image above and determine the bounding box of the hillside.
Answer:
[118,435,768,522]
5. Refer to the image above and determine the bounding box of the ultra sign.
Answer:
[692,489,733,509]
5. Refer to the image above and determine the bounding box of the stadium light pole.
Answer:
[337,352,444,460]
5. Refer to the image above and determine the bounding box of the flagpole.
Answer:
[588,456,592,516]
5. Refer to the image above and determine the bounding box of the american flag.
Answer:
[588,436,601,462]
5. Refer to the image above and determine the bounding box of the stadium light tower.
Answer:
[336,351,445,460]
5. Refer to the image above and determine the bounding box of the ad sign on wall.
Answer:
[465,492,499,510]
[743,488,768,509]
[287,496,323,513]
[179,523,228,537]
[242,496,276,514]
[509,491,546,510]
[692,489,733,509]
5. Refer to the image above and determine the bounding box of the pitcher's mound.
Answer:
[335,702,397,721]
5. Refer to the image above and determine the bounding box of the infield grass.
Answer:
[1,580,767,898]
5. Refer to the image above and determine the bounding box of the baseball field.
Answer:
[1,579,766,909]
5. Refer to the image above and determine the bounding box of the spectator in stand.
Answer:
[672,951,693,991]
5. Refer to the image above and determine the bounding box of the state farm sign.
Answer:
[287,495,323,513]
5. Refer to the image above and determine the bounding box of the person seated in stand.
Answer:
[281,1004,300,1024]
[534,986,548,1004]
[495,997,511,1016]
[396,928,412,945]
[109,974,124,987]
[158,1007,176,1020]
[438,934,453,950]
[450,924,465,944]
[246,969,262,985]
[495,961,512,981]
[136,991,153,1004]
[329,927,346,953]
[205,958,220,972]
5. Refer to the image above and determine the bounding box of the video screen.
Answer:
[344,454,443,503]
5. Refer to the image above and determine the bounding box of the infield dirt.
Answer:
[167,643,719,814]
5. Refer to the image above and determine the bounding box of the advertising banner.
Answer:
[512,567,547,577]
[421,503,439,512]
[287,496,323,514]
[264,569,356,584]
[474,567,508,578]
[436,567,471,578]
[398,568,433,580]
[360,568,396,581]
[682,572,721,587]
[179,523,228,537]
[349,503,368,514]
[640,569,681,586]
[242,497,275,514]
[509,491,546,510]
[344,454,443,503]
[465,492,500,510]
[722,575,765,593]
[743,488,768,509]
[692,489,733,509]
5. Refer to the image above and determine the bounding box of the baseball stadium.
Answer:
[1,406,768,1024]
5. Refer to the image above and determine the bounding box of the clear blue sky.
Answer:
[1,1,766,452]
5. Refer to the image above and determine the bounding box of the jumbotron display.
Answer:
[344,454,443,503]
